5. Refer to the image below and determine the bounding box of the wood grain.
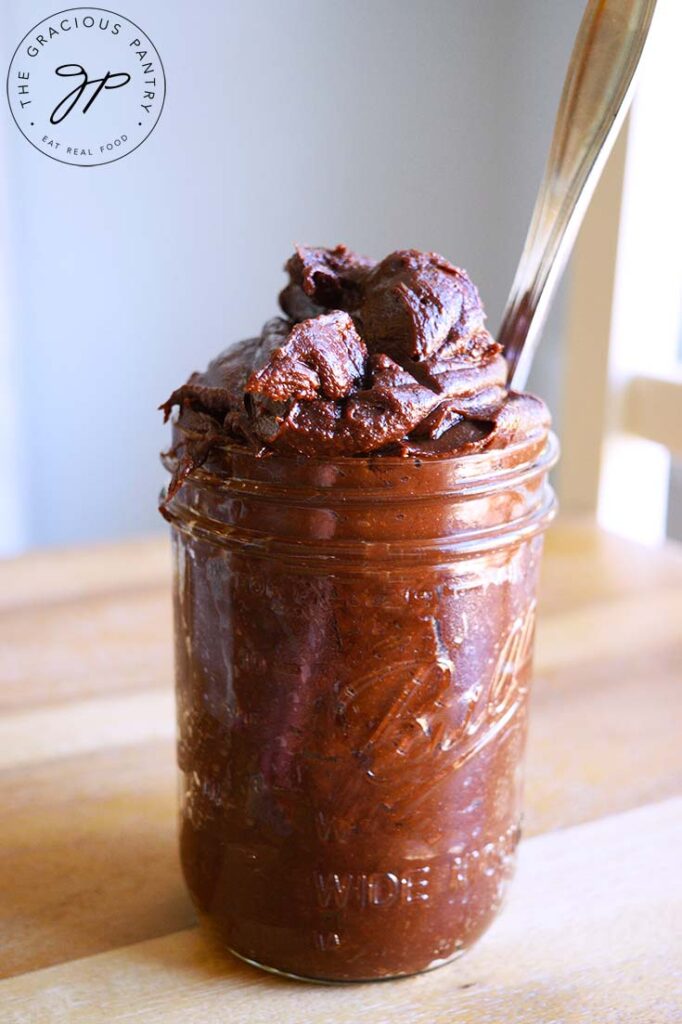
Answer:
[0,586,172,713]
[3,800,680,1024]
[0,535,170,613]
[0,741,193,981]
[539,518,682,613]
[0,690,174,770]
[1,522,681,1020]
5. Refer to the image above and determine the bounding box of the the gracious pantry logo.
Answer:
[6,8,165,166]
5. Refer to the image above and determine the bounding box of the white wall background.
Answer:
[0,0,584,552]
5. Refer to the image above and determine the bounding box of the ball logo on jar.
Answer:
[6,8,165,166]
[313,604,536,837]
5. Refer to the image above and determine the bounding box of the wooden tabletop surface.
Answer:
[1,520,681,1023]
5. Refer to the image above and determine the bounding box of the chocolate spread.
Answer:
[161,246,548,494]
[161,246,554,981]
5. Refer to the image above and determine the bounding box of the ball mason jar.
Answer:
[161,428,557,982]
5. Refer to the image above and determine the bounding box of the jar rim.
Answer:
[161,431,558,566]
[164,430,558,503]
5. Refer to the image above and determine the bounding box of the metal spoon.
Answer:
[498,0,658,389]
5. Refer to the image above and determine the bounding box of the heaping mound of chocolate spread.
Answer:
[162,246,548,495]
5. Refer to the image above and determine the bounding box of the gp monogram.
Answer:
[6,8,165,166]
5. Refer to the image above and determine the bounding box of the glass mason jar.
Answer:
[162,428,558,982]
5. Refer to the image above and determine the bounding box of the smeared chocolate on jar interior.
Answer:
[161,245,548,498]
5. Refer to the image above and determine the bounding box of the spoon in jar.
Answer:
[498,0,658,390]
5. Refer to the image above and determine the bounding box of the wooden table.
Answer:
[1,521,681,1023]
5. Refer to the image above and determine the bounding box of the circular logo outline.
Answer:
[6,6,166,167]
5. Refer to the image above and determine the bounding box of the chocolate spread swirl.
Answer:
[162,246,548,495]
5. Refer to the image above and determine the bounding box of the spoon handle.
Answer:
[499,0,658,389]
